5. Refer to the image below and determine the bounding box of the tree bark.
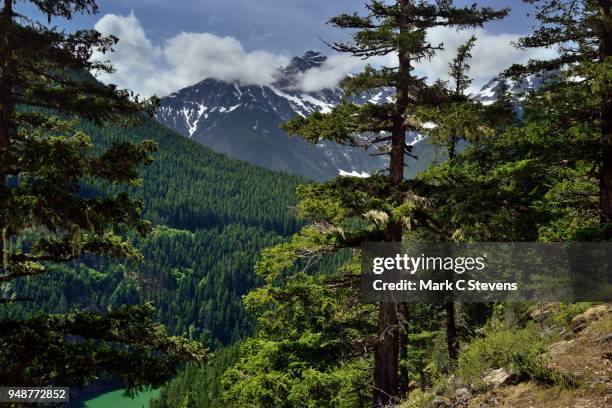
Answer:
[398,302,409,397]
[0,0,15,180]
[445,302,458,361]
[373,1,411,404]
[374,302,399,406]
[598,0,612,224]
[373,113,403,406]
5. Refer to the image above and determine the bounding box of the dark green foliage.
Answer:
[222,271,375,408]
[509,0,612,228]
[87,117,301,237]
[0,303,205,393]
[1,116,303,347]
[509,0,604,73]
[0,0,204,390]
[416,71,601,242]
[152,343,242,408]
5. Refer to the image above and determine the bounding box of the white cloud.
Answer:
[147,33,290,96]
[414,27,558,93]
[92,12,160,95]
[92,13,290,97]
[295,54,365,92]
[295,28,557,93]
[92,13,557,97]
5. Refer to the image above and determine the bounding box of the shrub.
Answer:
[398,390,435,408]
[457,325,542,382]
[456,324,570,388]
[511,352,575,388]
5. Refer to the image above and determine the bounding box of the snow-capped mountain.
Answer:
[156,51,552,181]
[156,51,397,181]
[156,51,392,180]
[472,70,557,105]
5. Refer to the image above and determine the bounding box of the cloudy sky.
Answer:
[20,0,556,97]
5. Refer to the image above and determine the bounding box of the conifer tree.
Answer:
[0,0,205,389]
[419,36,491,161]
[509,0,612,231]
[282,1,507,404]
[415,37,494,363]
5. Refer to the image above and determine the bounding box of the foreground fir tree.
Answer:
[417,2,604,243]
[508,0,612,235]
[414,36,491,364]
[0,0,205,389]
[283,1,507,404]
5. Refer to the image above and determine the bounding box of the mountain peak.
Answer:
[271,50,328,90]
[473,70,558,105]
[301,50,326,65]
[282,50,327,75]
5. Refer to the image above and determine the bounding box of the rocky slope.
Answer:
[409,304,612,408]
[471,305,611,408]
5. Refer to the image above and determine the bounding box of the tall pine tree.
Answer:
[509,0,611,233]
[0,0,205,390]
[414,36,498,364]
[282,1,507,404]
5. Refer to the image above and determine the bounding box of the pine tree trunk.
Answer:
[445,143,458,363]
[374,129,403,405]
[0,0,14,181]
[398,302,409,397]
[445,302,458,361]
[374,302,399,406]
[374,1,416,404]
[373,1,411,402]
[598,0,612,224]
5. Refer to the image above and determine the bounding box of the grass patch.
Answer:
[552,302,594,327]
[592,314,612,334]
[398,390,434,408]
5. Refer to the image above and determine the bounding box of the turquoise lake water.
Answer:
[70,388,160,408]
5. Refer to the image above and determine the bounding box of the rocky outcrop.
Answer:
[482,368,519,389]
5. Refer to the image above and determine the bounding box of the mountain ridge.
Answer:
[155,51,391,181]
[156,51,550,181]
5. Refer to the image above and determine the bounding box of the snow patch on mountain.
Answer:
[339,169,370,177]
[472,70,558,105]
[268,86,333,116]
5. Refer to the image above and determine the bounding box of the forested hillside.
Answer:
[1,114,303,347]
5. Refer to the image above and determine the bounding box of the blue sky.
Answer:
[114,0,536,53]
[18,1,552,97]
[22,0,536,54]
